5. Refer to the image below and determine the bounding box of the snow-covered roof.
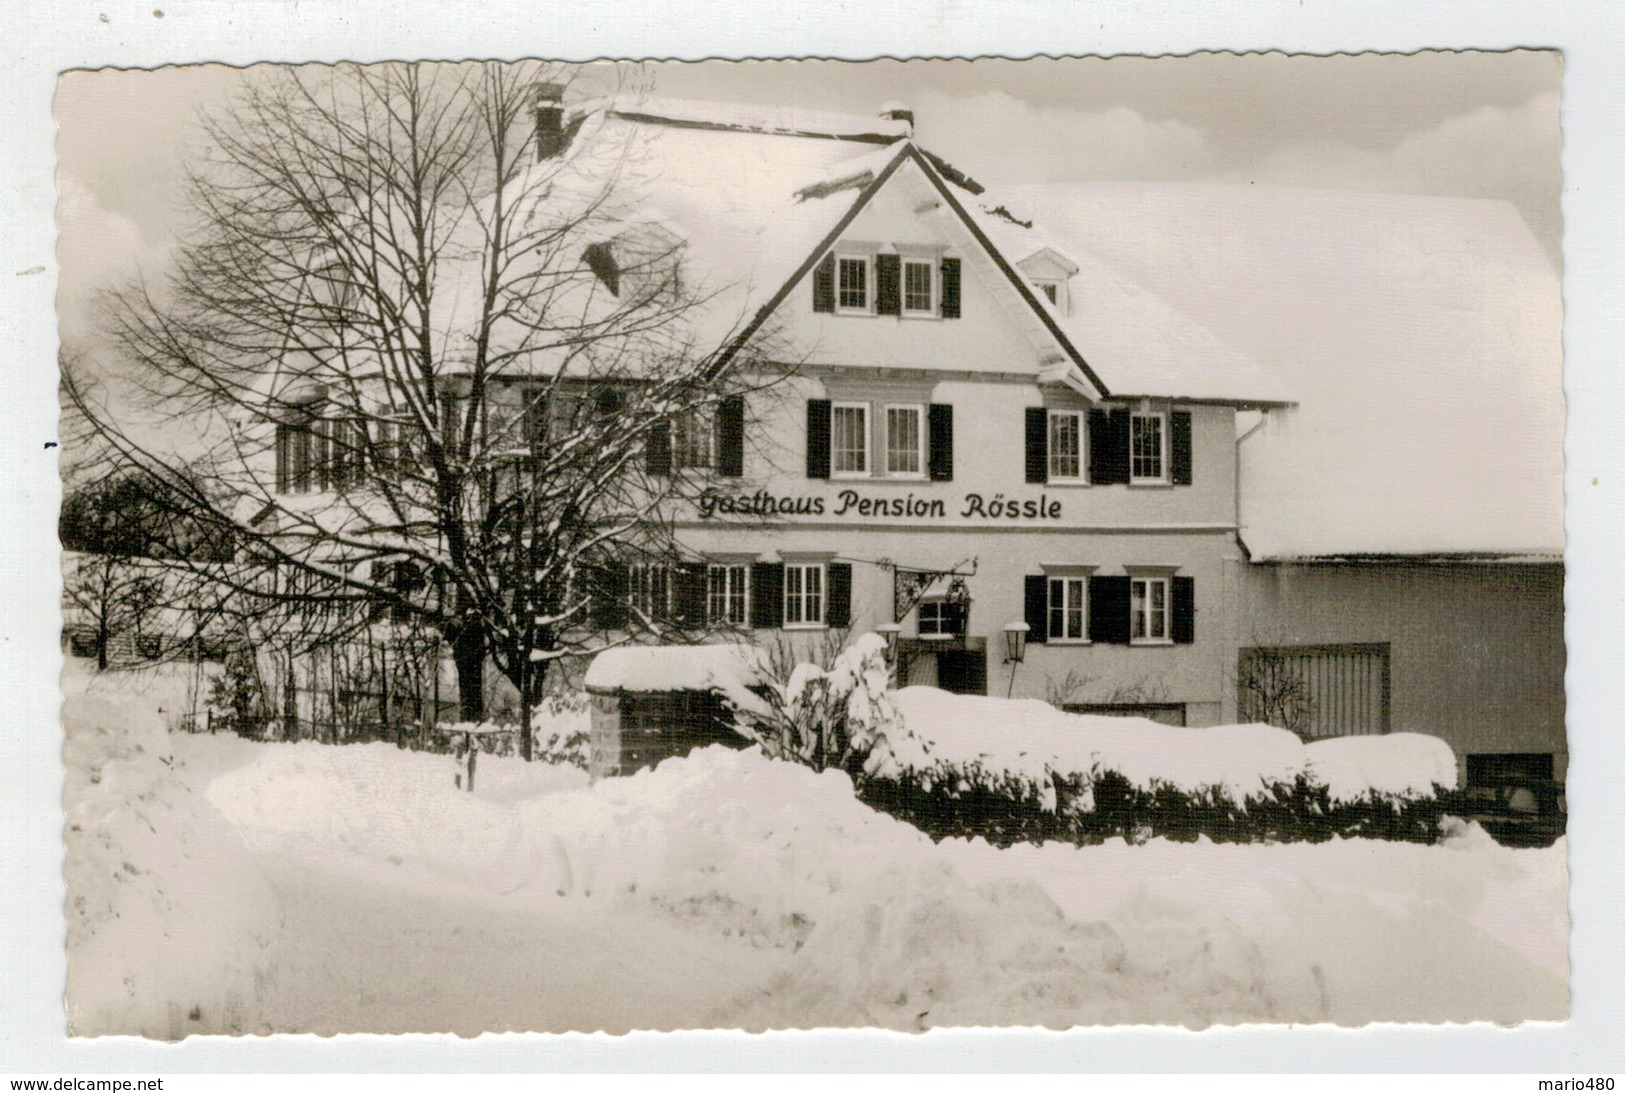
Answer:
[990,183,1563,560]
[583,643,766,695]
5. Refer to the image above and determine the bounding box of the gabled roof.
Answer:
[991,182,1563,559]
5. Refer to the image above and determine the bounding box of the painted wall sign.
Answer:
[695,487,1063,521]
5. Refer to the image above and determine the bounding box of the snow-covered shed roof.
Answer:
[990,183,1564,560]
[583,643,766,696]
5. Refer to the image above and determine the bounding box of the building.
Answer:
[255,92,1566,785]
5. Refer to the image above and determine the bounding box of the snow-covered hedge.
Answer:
[849,687,1458,845]
[431,693,592,767]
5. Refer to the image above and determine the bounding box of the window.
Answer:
[783,562,825,627]
[1047,576,1088,641]
[1035,280,1059,305]
[831,402,869,476]
[276,417,365,494]
[672,409,715,470]
[836,255,870,312]
[629,564,672,622]
[917,598,967,639]
[902,258,935,315]
[1130,411,1167,483]
[1130,576,1170,643]
[1047,410,1085,482]
[707,564,750,627]
[884,404,924,477]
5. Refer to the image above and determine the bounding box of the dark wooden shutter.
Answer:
[1089,575,1132,644]
[674,563,708,626]
[875,253,901,316]
[1024,574,1049,643]
[717,395,745,477]
[826,562,853,628]
[940,257,961,319]
[1171,576,1196,644]
[812,253,835,313]
[928,403,954,481]
[523,391,549,454]
[1170,410,1193,486]
[1025,407,1049,484]
[1090,409,1130,485]
[645,419,671,475]
[275,423,290,493]
[806,399,832,479]
[750,562,783,629]
[590,563,629,631]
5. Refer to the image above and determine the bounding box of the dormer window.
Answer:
[836,254,870,312]
[584,241,620,296]
[1035,280,1059,305]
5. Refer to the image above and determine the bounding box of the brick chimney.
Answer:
[533,82,568,160]
[879,101,915,134]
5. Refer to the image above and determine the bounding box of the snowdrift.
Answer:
[63,683,280,1037]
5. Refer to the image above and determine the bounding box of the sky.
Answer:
[54,50,1562,350]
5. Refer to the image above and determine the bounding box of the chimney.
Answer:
[533,82,568,161]
[878,101,915,134]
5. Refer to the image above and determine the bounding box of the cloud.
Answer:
[55,172,161,344]
[1215,92,1562,261]
[910,90,1215,185]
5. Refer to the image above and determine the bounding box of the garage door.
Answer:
[1238,642,1391,738]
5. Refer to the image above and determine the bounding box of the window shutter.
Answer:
[928,403,954,481]
[275,424,289,493]
[1090,409,1130,485]
[940,257,961,319]
[646,419,671,475]
[1170,410,1193,486]
[1024,575,1049,643]
[717,395,746,477]
[806,399,832,479]
[590,563,629,631]
[674,563,708,627]
[1089,575,1132,644]
[750,562,784,629]
[826,562,853,628]
[812,253,835,313]
[875,253,902,316]
[523,392,549,454]
[936,256,955,318]
[1171,576,1196,644]
[1024,407,1049,484]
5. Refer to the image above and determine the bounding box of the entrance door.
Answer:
[936,649,988,696]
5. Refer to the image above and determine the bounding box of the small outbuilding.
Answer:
[582,644,767,779]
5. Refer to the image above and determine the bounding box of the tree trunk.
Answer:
[449,617,487,723]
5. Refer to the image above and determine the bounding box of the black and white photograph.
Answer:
[44,44,1575,1043]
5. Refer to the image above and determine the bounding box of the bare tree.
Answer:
[1237,642,1315,738]
[68,61,775,753]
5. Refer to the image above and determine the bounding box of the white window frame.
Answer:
[830,401,870,478]
[883,403,926,479]
[1130,410,1169,485]
[901,257,937,317]
[1130,575,1172,645]
[672,407,715,470]
[836,254,872,314]
[706,562,750,627]
[783,561,827,629]
[1047,409,1086,483]
[1046,575,1089,643]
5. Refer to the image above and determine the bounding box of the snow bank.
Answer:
[199,740,1564,1028]
[886,686,1452,808]
[63,685,281,1037]
[584,643,765,698]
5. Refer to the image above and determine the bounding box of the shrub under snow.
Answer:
[852,686,1458,845]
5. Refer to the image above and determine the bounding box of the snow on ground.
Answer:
[64,663,1567,1036]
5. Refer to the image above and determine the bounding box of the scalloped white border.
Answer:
[7,0,1620,1075]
